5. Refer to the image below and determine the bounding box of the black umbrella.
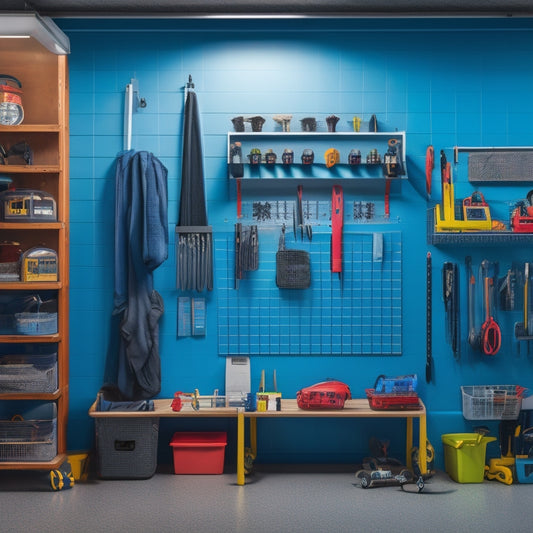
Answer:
[176,76,213,291]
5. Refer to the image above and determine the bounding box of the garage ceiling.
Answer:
[1,0,533,17]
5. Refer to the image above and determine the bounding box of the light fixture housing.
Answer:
[0,12,70,55]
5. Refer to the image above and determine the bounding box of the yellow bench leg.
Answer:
[419,414,427,475]
[237,410,245,485]
[406,418,413,470]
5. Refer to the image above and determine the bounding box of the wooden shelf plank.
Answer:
[0,389,62,401]
[0,282,62,290]
[0,222,64,230]
[0,334,61,343]
[0,165,60,173]
[0,454,67,471]
[0,125,61,133]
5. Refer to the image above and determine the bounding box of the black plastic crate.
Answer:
[95,417,159,479]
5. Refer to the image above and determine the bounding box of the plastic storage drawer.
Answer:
[95,417,159,479]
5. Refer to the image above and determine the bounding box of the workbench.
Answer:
[89,398,427,485]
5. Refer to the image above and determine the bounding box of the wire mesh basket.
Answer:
[461,385,524,420]
[14,312,57,335]
[0,405,57,462]
[0,352,58,393]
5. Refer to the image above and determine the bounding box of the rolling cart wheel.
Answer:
[50,467,75,491]
[357,471,371,488]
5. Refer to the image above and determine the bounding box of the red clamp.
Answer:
[171,392,183,412]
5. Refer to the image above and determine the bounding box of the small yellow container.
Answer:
[68,451,89,481]
[441,433,496,483]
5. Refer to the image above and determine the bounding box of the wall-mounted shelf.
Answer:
[227,131,407,181]
[427,209,533,246]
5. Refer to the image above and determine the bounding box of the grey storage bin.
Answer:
[95,417,159,479]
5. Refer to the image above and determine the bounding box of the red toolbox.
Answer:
[365,389,421,411]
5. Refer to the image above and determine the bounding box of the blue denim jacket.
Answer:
[113,150,168,399]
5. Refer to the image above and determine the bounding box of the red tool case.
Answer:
[297,380,351,409]
[365,389,421,411]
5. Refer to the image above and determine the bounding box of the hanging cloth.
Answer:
[113,149,168,400]
[176,77,213,292]
[178,83,207,226]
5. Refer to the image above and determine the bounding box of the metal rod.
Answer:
[124,82,133,151]
[123,78,146,151]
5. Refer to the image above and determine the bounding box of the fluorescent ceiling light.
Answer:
[0,12,70,55]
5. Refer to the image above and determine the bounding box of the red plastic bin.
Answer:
[169,432,227,474]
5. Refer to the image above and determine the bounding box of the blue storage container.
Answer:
[515,458,533,483]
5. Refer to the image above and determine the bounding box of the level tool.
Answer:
[434,150,492,232]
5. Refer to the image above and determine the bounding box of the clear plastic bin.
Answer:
[461,385,523,420]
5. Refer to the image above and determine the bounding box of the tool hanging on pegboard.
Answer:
[294,185,312,241]
[442,262,460,360]
[466,256,480,350]
[514,263,532,355]
[425,145,434,199]
[426,252,433,383]
[480,260,501,356]
[234,223,259,289]
[331,185,344,283]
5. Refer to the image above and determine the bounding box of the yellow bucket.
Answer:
[441,433,496,483]
[68,451,89,481]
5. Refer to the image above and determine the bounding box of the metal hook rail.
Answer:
[123,78,147,151]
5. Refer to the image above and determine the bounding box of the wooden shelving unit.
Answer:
[0,38,69,470]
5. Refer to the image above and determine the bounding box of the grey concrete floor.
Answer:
[0,465,530,533]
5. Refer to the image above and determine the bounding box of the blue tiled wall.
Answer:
[60,17,533,466]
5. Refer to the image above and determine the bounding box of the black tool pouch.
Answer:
[275,225,310,289]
